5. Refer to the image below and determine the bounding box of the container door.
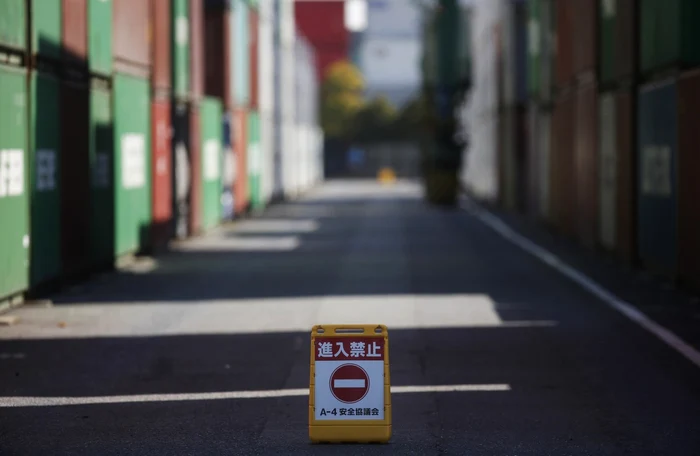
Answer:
[30,71,61,287]
[189,105,202,234]
[31,0,62,61]
[200,97,223,231]
[89,84,114,267]
[88,0,113,76]
[233,109,248,213]
[248,110,262,209]
[0,0,27,52]
[598,92,617,250]
[172,0,191,99]
[0,66,29,299]
[114,73,152,256]
[151,98,173,247]
[172,101,191,239]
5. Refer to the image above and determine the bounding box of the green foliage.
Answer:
[320,60,366,138]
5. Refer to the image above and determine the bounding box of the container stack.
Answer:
[0,0,324,306]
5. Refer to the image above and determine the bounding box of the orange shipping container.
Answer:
[249,8,259,109]
[151,0,171,91]
[574,82,599,247]
[151,98,173,249]
[113,0,151,74]
[189,104,202,235]
[233,108,249,214]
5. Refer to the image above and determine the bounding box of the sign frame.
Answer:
[309,324,392,444]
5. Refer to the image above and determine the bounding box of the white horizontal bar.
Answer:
[0,384,511,408]
[333,379,366,388]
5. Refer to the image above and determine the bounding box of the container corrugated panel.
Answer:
[172,100,192,239]
[190,0,205,101]
[233,107,249,213]
[550,93,576,235]
[88,83,114,267]
[88,0,113,77]
[221,110,235,220]
[114,73,152,256]
[204,2,232,105]
[574,82,599,247]
[573,0,596,76]
[0,0,26,52]
[31,0,62,62]
[200,97,223,230]
[60,79,91,277]
[249,8,259,108]
[151,0,172,91]
[615,89,635,262]
[598,91,616,249]
[172,0,191,99]
[637,79,677,275]
[640,0,700,75]
[678,71,700,289]
[29,70,61,287]
[247,109,262,209]
[189,104,202,234]
[62,0,88,68]
[233,0,250,107]
[151,98,172,248]
[0,65,29,299]
[554,0,574,89]
[113,0,151,70]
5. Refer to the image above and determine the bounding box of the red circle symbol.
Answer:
[329,364,370,404]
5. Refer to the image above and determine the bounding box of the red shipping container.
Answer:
[233,108,249,214]
[249,8,259,109]
[294,0,349,82]
[554,0,574,89]
[62,0,88,68]
[550,92,576,236]
[113,0,151,73]
[678,70,700,290]
[573,0,596,76]
[574,82,599,247]
[204,2,232,106]
[190,0,205,101]
[151,0,171,91]
[151,98,173,248]
[189,104,202,235]
[615,89,635,262]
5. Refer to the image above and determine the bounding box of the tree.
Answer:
[351,95,399,143]
[320,60,366,138]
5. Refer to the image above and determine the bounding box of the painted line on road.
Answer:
[462,200,700,369]
[0,384,511,408]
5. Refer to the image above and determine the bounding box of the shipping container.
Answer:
[204,1,232,105]
[258,0,275,204]
[62,0,88,68]
[200,97,223,230]
[574,82,599,247]
[0,0,26,54]
[190,0,204,101]
[60,76,91,278]
[0,64,29,299]
[30,0,62,62]
[598,91,616,250]
[88,81,114,268]
[172,0,191,99]
[249,7,259,108]
[554,0,574,89]
[639,0,700,76]
[526,0,541,98]
[151,0,172,92]
[113,73,152,256]
[221,110,235,220]
[172,100,192,239]
[678,70,700,289]
[573,0,596,77]
[113,0,151,73]
[189,104,202,234]
[550,92,575,235]
[636,79,677,276]
[513,0,527,104]
[151,97,172,248]
[247,109,262,209]
[233,0,250,107]
[528,105,551,220]
[498,106,517,210]
[615,89,635,262]
[233,107,249,213]
[88,0,113,76]
[29,70,61,287]
[599,0,637,86]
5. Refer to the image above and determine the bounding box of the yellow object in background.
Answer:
[378,168,396,184]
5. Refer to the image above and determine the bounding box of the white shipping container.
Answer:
[259,0,276,204]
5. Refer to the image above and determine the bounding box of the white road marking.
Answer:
[463,201,700,369]
[0,384,511,408]
[334,379,365,388]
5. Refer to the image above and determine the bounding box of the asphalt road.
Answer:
[1,180,699,455]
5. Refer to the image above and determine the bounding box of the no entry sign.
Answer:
[330,364,369,403]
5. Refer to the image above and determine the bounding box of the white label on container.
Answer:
[528,19,540,56]
[0,149,24,198]
[93,152,111,189]
[602,0,616,18]
[36,149,56,191]
[176,17,189,46]
[641,145,672,197]
[204,140,220,181]
[121,134,146,189]
[23,235,30,248]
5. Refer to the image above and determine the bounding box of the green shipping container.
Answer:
[0,0,26,52]
[29,71,61,287]
[88,0,113,76]
[31,0,61,60]
[0,65,29,299]
[89,83,114,267]
[200,97,223,230]
[640,0,700,74]
[113,73,151,256]
[172,0,190,98]
[247,110,261,209]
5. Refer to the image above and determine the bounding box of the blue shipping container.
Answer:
[637,79,678,275]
